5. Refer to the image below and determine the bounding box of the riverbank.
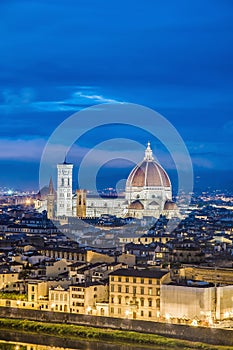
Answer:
[0,318,232,350]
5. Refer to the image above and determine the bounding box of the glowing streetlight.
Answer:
[191,319,198,327]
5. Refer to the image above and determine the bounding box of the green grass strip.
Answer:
[0,318,232,350]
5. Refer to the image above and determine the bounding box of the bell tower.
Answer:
[76,189,86,217]
[47,176,55,219]
[57,159,73,217]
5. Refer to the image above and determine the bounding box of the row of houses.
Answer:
[1,265,233,326]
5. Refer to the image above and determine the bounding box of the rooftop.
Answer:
[109,268,168,279]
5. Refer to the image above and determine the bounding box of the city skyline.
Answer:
[0,1,233,191]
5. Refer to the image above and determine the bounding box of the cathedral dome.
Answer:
[164,200,177,210]
[128,200,144,210]
[126,142,171,188]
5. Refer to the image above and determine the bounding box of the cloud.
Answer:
[74,92,122,104]
[0,88,35,113]
[0,138,46,161]
[0,87,123,113]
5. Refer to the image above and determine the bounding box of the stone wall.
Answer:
[0,306,232,346]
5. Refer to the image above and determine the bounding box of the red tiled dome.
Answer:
[164,200,177,210]
[127,160,170,188]
[128,200,144,210]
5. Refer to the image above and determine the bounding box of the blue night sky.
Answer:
[0,0,233,191]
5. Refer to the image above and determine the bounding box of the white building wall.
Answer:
[216,285,233,320]
[57,163,73,217]
[160,285,216,321]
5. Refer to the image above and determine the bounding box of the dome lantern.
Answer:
[144,141,154,161]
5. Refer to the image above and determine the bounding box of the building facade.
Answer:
[56,161,73,217]
[109,268,170,320]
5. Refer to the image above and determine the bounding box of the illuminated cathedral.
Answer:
[39,143,178,219]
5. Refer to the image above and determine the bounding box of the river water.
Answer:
[0,330,173,350]
[0,328,220,350]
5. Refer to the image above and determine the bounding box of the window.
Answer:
[141,298,144,307]
[148,311,152,318]
[133,278,136,283]
[111,276,114,281]
[125,286,129,293]
[148,279,152,285]
[133,287,137,294]
[140,287,144,295]
[118,277,122,282]
[141,310,144,317]
[156,280,160,285]
[110,307,114,314]
[111,285,114,292]
[118,308,121,314]
[141,278,144,284]
[118,285,122,293]
[148,288,152,295]
[156,299,160,308]
[31,286,35,292]
[31,294,35,300]
[156,289,160,296]
[111,296,114,303]
[118,296,122,304]
[148,299,152,307]
[125,277,129,283]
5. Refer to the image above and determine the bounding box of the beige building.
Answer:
[45,259,70,278]
[179,266,233,286]
[0,271,22,292]
[69,282,108,314]
[119,234,171,245]
[109,268,170,320]
[49,285,69,312]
